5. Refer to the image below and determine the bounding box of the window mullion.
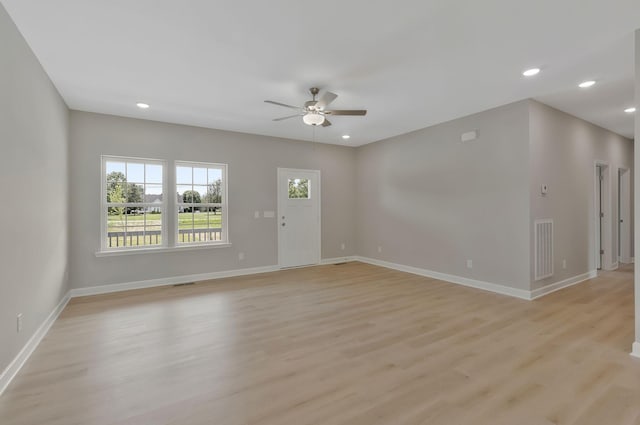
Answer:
[166,159,176,248]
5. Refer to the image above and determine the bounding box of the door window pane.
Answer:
[288,178,310,199]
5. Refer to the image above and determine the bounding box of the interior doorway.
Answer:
[596,164,603,270]
[594,162,611,271]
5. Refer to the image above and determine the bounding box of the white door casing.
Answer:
[619,167,632,263]
[277,168,321,268]
[594,161,613,271]
[596,164,603,270]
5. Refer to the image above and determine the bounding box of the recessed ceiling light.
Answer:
[578,80,596,88]
[136,102,150,109]
[342,135,351,140]
[624,107,636,113]
[522,68,541,77]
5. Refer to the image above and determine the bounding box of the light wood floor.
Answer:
[1,262,639,425]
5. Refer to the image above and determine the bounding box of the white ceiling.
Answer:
[2,0,638,146]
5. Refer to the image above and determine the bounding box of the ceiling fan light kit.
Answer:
[266,87,367,128]
[302,112,325,126]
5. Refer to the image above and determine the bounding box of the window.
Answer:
[99,157,229,254]
[288,178,310,199]
[176,161,228,245]
[102,156,165,250]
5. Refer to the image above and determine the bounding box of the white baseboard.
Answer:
[353,257,599,302]
[319,256,356,265]
[632,342,640,359]
[529,270,598,300]
[70,264,281,297]
[353,256,531,300]
[71,258,359,298]
[605,262,619,271]
[0,291,71,396]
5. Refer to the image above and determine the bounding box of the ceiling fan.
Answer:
[265,87,367,127]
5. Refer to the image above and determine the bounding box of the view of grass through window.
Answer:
[107,212,223,246]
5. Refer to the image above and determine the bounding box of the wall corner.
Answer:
[634,29,640,348]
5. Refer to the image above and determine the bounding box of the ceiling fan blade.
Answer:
[315,92,338,110]
[264,100,303,110]
[321,119,332,127]
[324,109,367,116]
[273,114,303,121]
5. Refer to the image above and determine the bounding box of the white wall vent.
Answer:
[534,219,554,281]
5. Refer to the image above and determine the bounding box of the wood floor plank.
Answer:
[1,262,639,425]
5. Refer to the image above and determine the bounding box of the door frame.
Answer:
[277,168,322,268]
[618,167,632,264]
[594,161,613,270]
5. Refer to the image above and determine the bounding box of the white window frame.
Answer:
[175,160,229,246]
[100,155,167,252]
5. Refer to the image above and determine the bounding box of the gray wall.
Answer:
[529,101,634,290]
[68,111,356,288]
[0,5,69,373]
[355,101,531,290]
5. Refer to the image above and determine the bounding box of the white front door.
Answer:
[277,168,321,268]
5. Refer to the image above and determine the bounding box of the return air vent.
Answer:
[534,219,554,281]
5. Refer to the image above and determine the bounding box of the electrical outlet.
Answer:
[562,259,567,269]
[377,246,382,253]
[16,313,23,333]
[466,260,473,269]
[238,252,245,261]
[341,243,345,251]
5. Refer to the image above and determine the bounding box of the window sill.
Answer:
[95,243,232,257]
